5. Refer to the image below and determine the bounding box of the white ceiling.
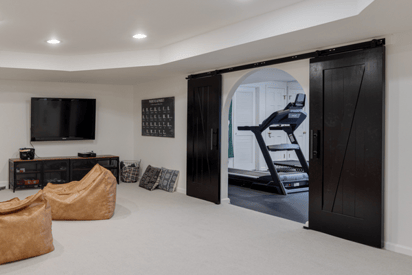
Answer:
[0,0,412,84]
[0,0,303,55]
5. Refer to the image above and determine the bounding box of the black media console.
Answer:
[9,155,119,192]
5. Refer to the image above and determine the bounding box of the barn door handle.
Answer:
[211,129,213,150]
[211,128,218,150]
[310,130,320,159]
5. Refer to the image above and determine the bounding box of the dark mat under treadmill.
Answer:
[228,184,308,224]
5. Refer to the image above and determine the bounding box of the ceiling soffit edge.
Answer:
[0,0,374,72]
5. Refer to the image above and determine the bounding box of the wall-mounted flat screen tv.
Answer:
[31,98,96,141]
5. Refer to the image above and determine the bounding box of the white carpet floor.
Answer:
[1,184,411,275]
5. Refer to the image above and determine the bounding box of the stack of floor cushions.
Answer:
[0,164,117,265]
[0,190,54,265]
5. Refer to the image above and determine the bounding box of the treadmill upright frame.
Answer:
[237,94,309,195]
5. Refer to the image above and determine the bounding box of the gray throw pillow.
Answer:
[139,165,152,188]
[158,168,179,192]
[139,165,161,191]
[152,169,162,191]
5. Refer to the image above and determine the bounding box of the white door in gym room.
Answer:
[233,86,257,170]
[264,86,287,163]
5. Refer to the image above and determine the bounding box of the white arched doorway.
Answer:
[220,61,309,222]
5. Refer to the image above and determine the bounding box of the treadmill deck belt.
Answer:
[228,168,308,182]
[228,168,269,179]
[273,160,309,169]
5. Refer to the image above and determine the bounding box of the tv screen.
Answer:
[31,98,96,141]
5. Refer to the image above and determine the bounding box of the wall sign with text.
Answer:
[142,97,175,138]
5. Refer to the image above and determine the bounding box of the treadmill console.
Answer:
[295,94,305,107]
[288,113,300,118]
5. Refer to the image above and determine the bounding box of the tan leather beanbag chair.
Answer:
[43,164,117,221]
[0,190,54,265]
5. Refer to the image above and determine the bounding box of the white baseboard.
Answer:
[385,242,412,257]
[176,187,186,194]
[221,198,231,204]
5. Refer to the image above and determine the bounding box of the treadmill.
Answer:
[228,94,309,195]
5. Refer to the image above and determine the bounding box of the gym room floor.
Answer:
[228,183,308,223]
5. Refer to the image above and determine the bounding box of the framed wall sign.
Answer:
[142,97,175,138]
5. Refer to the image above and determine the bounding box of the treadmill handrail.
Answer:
[269,126,292,131]
[238,126,259,131]
[260,110,289,131]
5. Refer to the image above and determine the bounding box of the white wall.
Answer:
[133,75,187,193]
[0,80,135,188]
[384,31,412,256]
[131,31,412,256]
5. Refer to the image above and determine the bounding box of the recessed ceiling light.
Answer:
[133,34,147,39]
[47,39,61,44]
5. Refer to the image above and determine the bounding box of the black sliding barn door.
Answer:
[309,47,385,248]
[187,75,222,204]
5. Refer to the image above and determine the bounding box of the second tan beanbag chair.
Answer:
[43,164,117,221]
[0,190,54,265]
